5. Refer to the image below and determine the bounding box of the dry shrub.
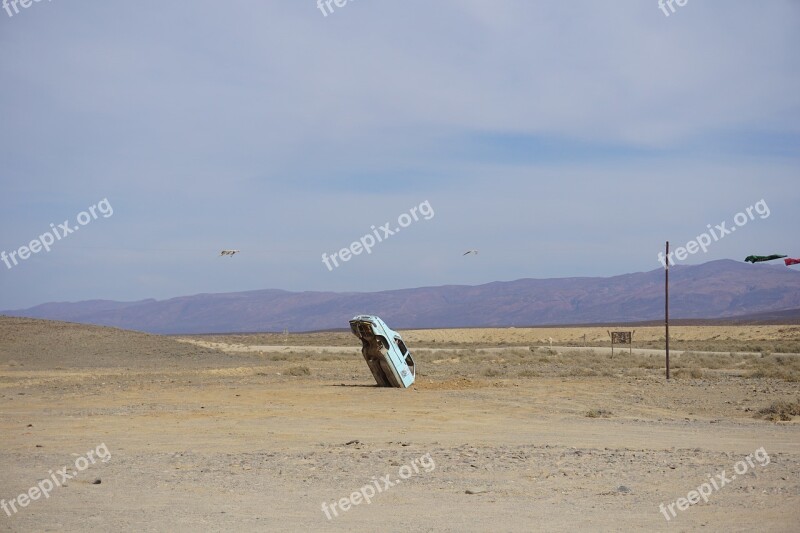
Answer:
[585,409,612,418]
[774,342,800,353]
[505,349,531,362]
[673,368,703,379]
[635,358,662,369]
[693,354,729,369]
[756,400,800,422]
[482,367,503,377]
[744,354,800,382]
[285,365,311,376]
[558,367,599,377]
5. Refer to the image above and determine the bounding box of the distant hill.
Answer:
[0,316,231,370]
[3,260,799,334]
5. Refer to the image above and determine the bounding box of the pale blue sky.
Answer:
[1,0,798,309]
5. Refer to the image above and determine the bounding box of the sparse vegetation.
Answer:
[6,319,800,529]
[756,400,800,422]
[742,354,800,382]
[673,368,703,379]
[400,325,800,353]
[178,325,800,383]
[482,367,503,377]
[285,365,311,376]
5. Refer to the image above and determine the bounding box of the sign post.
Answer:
[609,331,633,358]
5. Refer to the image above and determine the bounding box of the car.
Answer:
[349,315,416,388]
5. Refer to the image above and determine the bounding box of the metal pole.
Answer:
[665,240,670,380]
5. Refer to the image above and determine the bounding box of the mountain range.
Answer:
[3,259,799,334]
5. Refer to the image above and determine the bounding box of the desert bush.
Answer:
[505,349,531,361]
[673,368,703,379]
[746,368,800,382]
[285,365,311,376]
[693,354,729,369]
[774,342,800,353]
[756,400,800,422]
[585,409,612,418]
[624,368,647,378]
[635,358,662,369]
[557,368,599,377]
[743,353,800,381]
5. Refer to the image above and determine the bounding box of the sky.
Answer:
[1,0,798,310]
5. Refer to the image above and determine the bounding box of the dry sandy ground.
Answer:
[1,318,799,532]
[193,324,800,346]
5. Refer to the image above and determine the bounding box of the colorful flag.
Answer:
[785,258,800,266]
[744,254,788,263]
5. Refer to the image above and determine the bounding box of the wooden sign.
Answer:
[608,330,634,357]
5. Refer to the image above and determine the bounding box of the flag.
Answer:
[744,254,788,263]
[785,258,800,266]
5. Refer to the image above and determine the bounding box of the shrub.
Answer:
[673,368,703,379]
[285,365,311,376]
[756,400,800,422]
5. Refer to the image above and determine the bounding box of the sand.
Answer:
[0,317,798,532]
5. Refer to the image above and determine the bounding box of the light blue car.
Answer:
[349,315,416,388]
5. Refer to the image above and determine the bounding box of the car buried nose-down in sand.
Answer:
[349,315,416,388]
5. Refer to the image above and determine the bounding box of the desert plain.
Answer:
[1,317,799,532]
